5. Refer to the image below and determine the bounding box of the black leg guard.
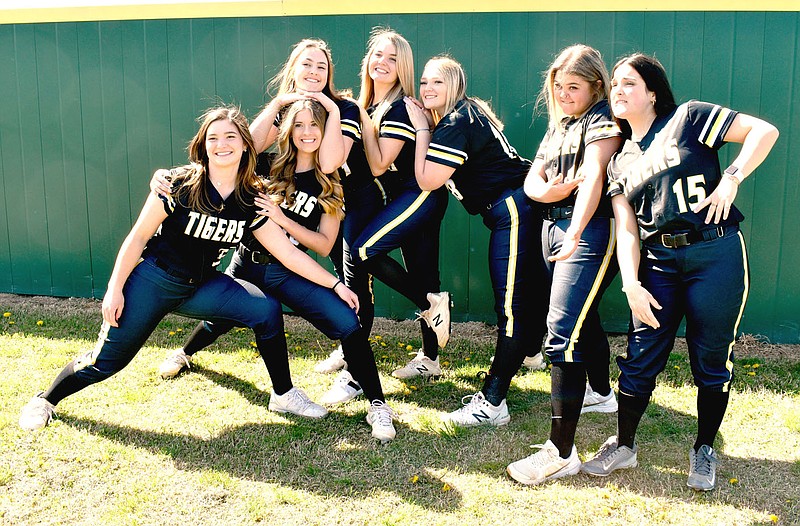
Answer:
[549,362,586,458]
[341,328,385,403]
[617,391,650,449]
[483,335,528,406]
[694,389,729,451]
[41,359,94,405]
[183,320,231,356]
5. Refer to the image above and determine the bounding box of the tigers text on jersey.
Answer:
[425,99,531,215]
[607,100,742,241]
[244,154,327,254]
[536,99,621,214]
[143,173,266,280]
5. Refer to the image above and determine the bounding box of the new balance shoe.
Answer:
[420,292,451,348]
[581,384,618,414]
[158,348,191,379]
[506,440,581,485]
[268,387,328,419]
[443,391,510,427]
[687,445,718,491]
[366,400,397,443]
[314,345,347,374]
[522,353,547,371]
[580,435,638,476]
[392,350,442,380]
[19,395,56,431]
[320,370,363,405]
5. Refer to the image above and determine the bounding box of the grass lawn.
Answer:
[1,294,798,526]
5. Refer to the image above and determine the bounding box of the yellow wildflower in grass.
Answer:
[250,342,257,348]
[374,335,382,340]
[748,371,756,376]
[442,361,449,367]
[409,385,418,390]
[405,344,414,351]
[295,346,302,351]
[743,364,751,368]
[410,475,419,483]
[3,312,11,318]
[465,357,470,361]
[674,365,680,369]
[380,342,386,347]
[176,328,182,332]
[729,478,739,484]
[398,342,405,347]
[36,320,44,326]
[442,483,451,492]
[8,321,14,325]
[752,363,760,368]
[168,331,176,336]
[769,515,779,523]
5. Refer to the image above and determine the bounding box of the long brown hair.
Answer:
[267,38,345,101]
[173,106,260,214]
[267,100,344,221]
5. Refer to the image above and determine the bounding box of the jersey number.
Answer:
[672,175,707,213]
[488,120,517,159]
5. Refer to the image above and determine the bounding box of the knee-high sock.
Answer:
[617,391,650,448]
[256,332,293,395]
[41,359,93,405]
[183,320,230,356]
[694,389,729,451]
[549,362,586,458]
[483,335,528,406]
[360,254,428,310]
[420,320,439,360]
[341,327,384,403]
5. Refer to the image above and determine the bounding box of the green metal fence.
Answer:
[0,12,797,342]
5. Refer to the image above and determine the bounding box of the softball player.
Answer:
[506,45,623,486]
[157,101,398,440]
[580,54,778,490]
[19,106,358,431]
[322,29,451,382]
[405,56,548,426]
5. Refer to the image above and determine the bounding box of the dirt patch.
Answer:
[2,293,797,361]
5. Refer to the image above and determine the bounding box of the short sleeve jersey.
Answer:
[607,100,741,241]
[377,98,417,182]
[142,170,266,280]
[536,99,621,215]
[426,99,531,215]
[241,153,328,254]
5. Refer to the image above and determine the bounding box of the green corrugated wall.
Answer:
[0,12,797,342]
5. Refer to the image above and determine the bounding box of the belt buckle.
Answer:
[250,250,261,265]
[661,233,689,248]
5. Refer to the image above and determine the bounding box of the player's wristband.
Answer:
[415,128,431,133]
[726,174,741,186]
[621,281,641,293]
[331,279,343,291]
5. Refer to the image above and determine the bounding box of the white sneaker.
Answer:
[366,400,397,442]
[506,439,581,485]
[443,391,510,427]
[392,350,442,379]
[581,383,618,414]
[268,387,328,419]
[522,353,547,370]
[419,292,451,348]
[314,345,346,374]
[320,370,363,405]
[19,395,56,431]
[159,349,191,379]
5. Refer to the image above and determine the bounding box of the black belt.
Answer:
[238,245,272,265]
[652,226,729,248]
[152,258,198,283]
[543,206,574,221]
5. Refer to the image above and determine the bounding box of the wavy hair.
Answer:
[267,38,346,101]
[267,100,344,221]
[175,105,260,214]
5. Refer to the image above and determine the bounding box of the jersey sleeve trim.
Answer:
[698,105,736,148]
[380,120,416,141]
[426,141,468,167]
[341,117,361,141]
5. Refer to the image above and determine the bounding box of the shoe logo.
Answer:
[415,364,429,374]
[472,410,491,423]
[431,313,443,328]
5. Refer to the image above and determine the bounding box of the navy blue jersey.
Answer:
[536,99,621,215]
[607,101,741,241]
[142,170,266,280]
[426,99,531,215]
[243,153,328,253]
[378,98,417,185]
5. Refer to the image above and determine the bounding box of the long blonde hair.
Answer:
[357,28,416,131]
[267,38,345,102]
[538,44,610,125]
[267,100,344,221]
[424,55,504,130]
[174,106,260,214]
